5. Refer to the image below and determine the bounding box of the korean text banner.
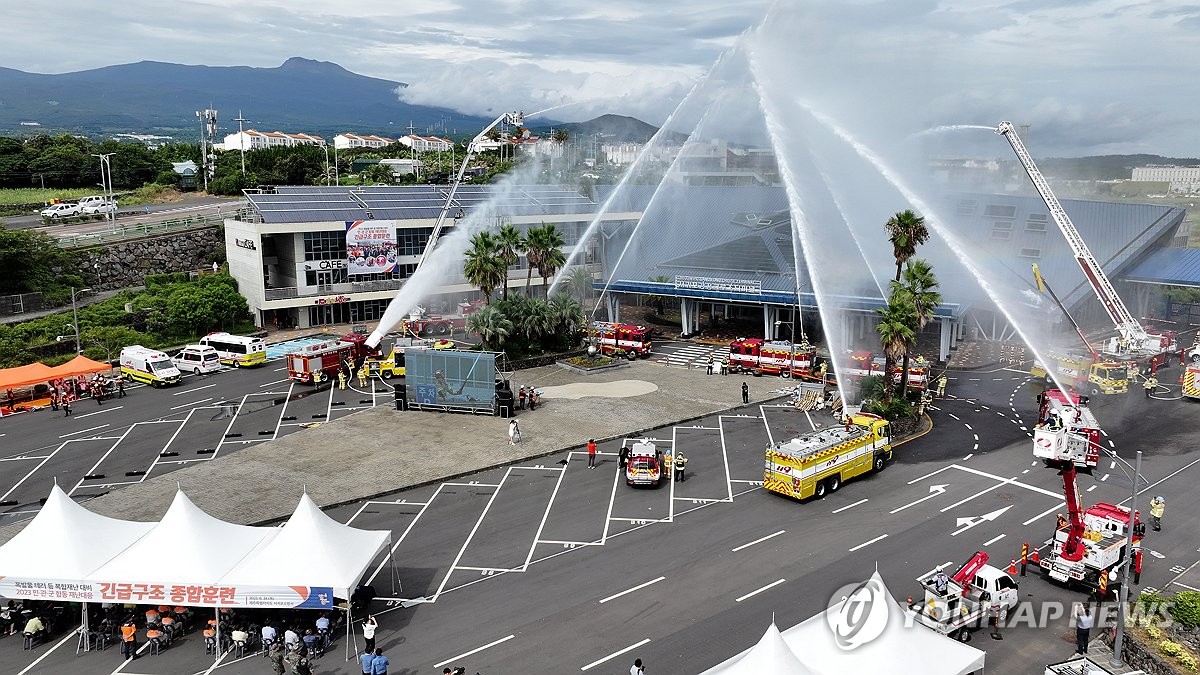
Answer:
[0,578,336,609]
[346,220,398,276]
[406,349,496,411]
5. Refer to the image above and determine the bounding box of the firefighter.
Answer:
[1150,496,1165,531]
[663,449,673,480]
[518,386,527,410]
[1143,374,1158,398]
[337,369,347,391]
[619,444,629,469]
[706,355,714,375]
[817,361,827,383]
[674,449,688,482]
[936,374,948,398]
[357,364,369,387]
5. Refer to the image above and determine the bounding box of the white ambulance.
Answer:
[120,345,182,387]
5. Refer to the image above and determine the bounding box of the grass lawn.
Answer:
[0,187,96,205]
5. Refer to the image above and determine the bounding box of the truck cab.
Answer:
[625,440,664,487]
[910,553,1019,642]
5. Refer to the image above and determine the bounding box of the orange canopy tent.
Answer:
[45,355,114,380]
[0,363,56,390]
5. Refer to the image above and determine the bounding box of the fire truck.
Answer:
[1030,352,1130,396]
[400,301,482,337]
[1032,388,1143,592]
[764,413,891,500]
[908,551,1020,643]
[843,351,930,391]
[727,338,820,378]
[1183,364,1200,400]
[286,339,354,384]
[625,440,665,487]
[591,321,653,358]
[362,338,453,379]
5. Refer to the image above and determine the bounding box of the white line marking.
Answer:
[964,423,972,430]
[732,530,786,552]
[74,405,124,419]
[1110,460,1117,470]
[599,576,667,603]
[173,383,216,395]
[365,484,443,586]
[258,379,291,388]
[433,467,511,600]
[735,578,786,603]
[169,397,213,410]
[601,461,621,545]
[580,638,651,671]
[950,464,1062,498]
[949,413,960,421]
[1101,473,1110,481]
[59,424,109,438]
[1087,485,1097,492]
[523,458,568,572]
[832,498,867,514]
[962,453,973,460]
[849,534,888,552]
[1022,503,1063,526]
[434,634,516,669]
[718,415,734,502]
[983,533,1006,547]
[15,630,77,675]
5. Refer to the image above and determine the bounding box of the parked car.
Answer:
[82,200,117,215]
[40,203,82,219]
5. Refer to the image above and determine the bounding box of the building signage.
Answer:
[234,238,257,251]
[674,275,762,295]
[346,220,398,276]
[0,578,336,609]
[315,295,350,305]
[303,260,347,271]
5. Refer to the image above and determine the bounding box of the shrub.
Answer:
[1160,640,1184,657]
[1179,652,1198,672]
[1146,624,1161,639]
[1170,591,1200,629]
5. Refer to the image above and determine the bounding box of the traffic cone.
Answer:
[1007,558,1017,575]
[1030,547,1041,566]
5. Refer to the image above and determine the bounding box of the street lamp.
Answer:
[69,287,92,354]
[1110,449,1144,668]
[321,145,331,185]
[333,143,340,185]
[90,153,115,223]
[233,111,249,177]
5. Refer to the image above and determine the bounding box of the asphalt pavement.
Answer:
[1,352,1198,674]
[1,195,241,231]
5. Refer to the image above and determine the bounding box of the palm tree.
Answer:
[892,259,942,392]
[550,293,586,336]
[463,232,505,303]
[523,223,567,296]
[646,274,672,315]
[465,304,513,351]
[362,163,394,185]
[565,267,595,302]
[876,293,917,402]
[521,298,556,341]
[494,223,524,300]
[885,209,930,281]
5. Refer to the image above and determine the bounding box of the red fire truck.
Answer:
[591,321,653,358]
[728,338,820,379]
[399,301,483,337]
[286,339,355,384]
[843,351,929,390]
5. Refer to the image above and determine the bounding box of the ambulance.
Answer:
[764,413,891,500]
[625,440,666,487]
[120,345,182,387]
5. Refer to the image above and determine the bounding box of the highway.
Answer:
[1,356,1198,674]
[1,195,241,233]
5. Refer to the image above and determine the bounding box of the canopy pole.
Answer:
[214,607,221,661]
[77,602,89,654]
[344,605,352,662]
[389,543,400,595]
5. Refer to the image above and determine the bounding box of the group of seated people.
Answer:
[259,611,339,658]
[1,600,63,648]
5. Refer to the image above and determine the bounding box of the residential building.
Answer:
[334,133,395,150]
[398,134,454,152]
[223,129,327,151]
[1132,165,1200,192]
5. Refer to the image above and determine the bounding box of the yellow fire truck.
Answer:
[1030,353,1130,396]
[764,413,891,500]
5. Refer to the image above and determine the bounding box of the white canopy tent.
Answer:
[780,572,986,675]
[699,622,818,675]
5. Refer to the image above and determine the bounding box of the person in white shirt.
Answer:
[261,623,277,644]
[284,627,300,649]
[362,615,378,653]
[1074,603,1093,655]
[630,657,645,674]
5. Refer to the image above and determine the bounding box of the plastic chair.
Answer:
[148,635,163,656]
[234,639,247,658]
[203,632,217,655]
[260,636,276,656]
[22,631,36,650]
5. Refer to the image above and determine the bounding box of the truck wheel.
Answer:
[814,480,828,498]
[781,370,791,379]
[381,371,393,380]
[874,456,886,472]
[1089,385,1101,397]
[1191,352,1200,364]
[828,474,841,492]
[955,628,971,643]
[436,323,449,336]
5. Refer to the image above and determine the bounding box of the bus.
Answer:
[199,332,267,367]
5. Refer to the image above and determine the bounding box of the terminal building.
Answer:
[224,183,1188,363]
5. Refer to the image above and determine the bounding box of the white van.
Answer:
[173,344,222,375]
[120,345,182,387]
[77,195,116,214]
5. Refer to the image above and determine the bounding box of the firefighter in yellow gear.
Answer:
[357,365,369,387]
[663,450,673,480]
[337,370,347,391]
[674,450,688,482]
[1150,496,1165,531]
[1143,375,1158,398]
[936,374,948,398]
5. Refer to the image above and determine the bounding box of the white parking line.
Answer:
[983,533,1006,547]
[599,576,666,603]
[258,379,291,388]
[580,638,651,671]
[173,383,216,396]
[732,530,786,552]
[433,634,516,669]
[735,578,786,602]
[435,468,510,600]
[832,498,867,514]
[59,424,109,438]
[74,405,124,419]
[849,534,888,552]
[169,397,213,410]
[1022,504,1062,526]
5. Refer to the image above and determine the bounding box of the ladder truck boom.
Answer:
[417,111,525,270]
[997,121,1149,349]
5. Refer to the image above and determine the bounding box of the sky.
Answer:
[3,0,1200,156]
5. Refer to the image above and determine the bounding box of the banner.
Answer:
[0,578,336,609]
[406,349,496,411]
[346,220,398,276]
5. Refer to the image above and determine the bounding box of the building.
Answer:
[223,129,327,151]
[379,158,423,176]
[1131,165,1200,192]
[223,185,628,328]
[398,134,454,152]
[170,161,198,190]
[334,133,395,150]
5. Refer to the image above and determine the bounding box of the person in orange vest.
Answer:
[587,439,597,469]
[120,618,138,660]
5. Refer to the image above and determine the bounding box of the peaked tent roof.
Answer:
[44,354,113,380]
[89,490,279,585]
[700,622,818,675]
[222,493,390,596]
[780,571,985,675]
[0,485,154,581]
[0,362,55,389]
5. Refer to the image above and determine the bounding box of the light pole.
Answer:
[69,287,92,354]
[321,144,331,185]
[233,111,249,177]
[91,153,115,223]
[333,143,339,185]
[1110,449,1143,668]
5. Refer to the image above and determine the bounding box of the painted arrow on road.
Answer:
[889,484,949,514]
[951,505,1014,536]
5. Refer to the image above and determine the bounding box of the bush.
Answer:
[1160,639,1184,657]
[1170,591,1200,629]
[1179,652,1198,672]
[145,272,191,288]
[1146,624,1162,639]
[864,397,913,421]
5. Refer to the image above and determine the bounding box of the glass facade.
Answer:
[303,231,346,261]
[308,299,393,326]
[398,227,434,256]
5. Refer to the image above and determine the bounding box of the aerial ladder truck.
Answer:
[997,122,1176,363]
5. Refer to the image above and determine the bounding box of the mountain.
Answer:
[0,57,492,138]
[529,114,667,143]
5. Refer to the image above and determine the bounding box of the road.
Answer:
[1,195,241,232]
[1,355,1198,674]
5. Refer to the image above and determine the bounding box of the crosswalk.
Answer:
[656,344,725,369]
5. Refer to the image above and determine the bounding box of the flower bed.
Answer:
[556,354,630,374]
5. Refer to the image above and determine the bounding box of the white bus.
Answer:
[199,332,267,367]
